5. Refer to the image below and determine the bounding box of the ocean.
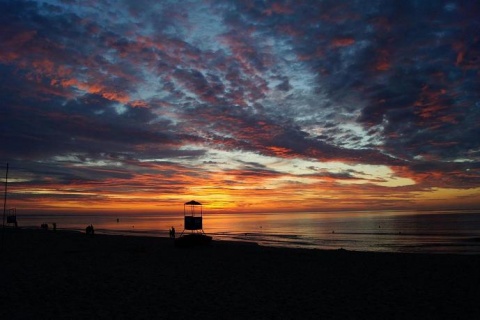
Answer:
[11,210,480,254]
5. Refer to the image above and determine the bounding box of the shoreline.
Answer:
[11,224,480,255]
[12,210,480,255]
[2,228,480,319]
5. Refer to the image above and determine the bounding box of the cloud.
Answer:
[2,0,480,212]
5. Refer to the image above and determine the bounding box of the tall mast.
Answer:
[2,163,8,227]
[2,163,9,250]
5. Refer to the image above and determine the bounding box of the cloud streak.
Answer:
[2,0,480,213]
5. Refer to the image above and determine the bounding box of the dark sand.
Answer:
[1,228,479,319]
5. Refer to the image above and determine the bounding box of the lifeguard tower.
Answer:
[181,200,204,235]
[175,200,212,247]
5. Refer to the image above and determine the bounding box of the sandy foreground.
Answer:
[1,228,479,319]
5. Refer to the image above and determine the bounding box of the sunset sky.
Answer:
[2,0,480,214]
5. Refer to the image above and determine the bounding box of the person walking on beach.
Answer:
[169,227,176,239]
[86,224,95,235]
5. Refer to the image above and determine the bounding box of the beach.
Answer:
[1,228,479,319]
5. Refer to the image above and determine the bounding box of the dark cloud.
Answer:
[2,0,480,211]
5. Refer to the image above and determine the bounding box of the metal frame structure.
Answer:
[181,200,204,236]
[6,208,17,227]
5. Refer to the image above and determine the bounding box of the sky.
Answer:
[1,0,480,214]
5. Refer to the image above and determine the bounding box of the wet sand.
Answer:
[1,228,479,319]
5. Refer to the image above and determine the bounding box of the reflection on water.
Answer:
[16,210,480,254]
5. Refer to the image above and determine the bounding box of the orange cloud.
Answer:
[266,146,292,157]
[332,37,355,47]
[0,29,37,63]
[59,78,130,104]
[375,50,391,71]
[264,3,294,16]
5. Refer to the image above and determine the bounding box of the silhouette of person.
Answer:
[171,227,176,239]
[86,224,95,235]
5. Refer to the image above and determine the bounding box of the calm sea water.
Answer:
[12,210,480,254]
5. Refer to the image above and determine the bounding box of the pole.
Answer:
[2,163,9,250]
